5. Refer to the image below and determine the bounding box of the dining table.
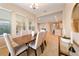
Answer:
[12,34,36,47]
[0,33,36,56]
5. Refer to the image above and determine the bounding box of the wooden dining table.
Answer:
[0,34,36,56]
[12,34,35,47]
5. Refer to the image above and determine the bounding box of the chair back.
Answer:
[3,33,15,56]
[35,31,46,49]
[55,29,62,36]
[32,31,35,37]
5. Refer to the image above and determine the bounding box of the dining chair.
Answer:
[3,33,28,56]
[31,31,37,40]
[31,31,35,39]
[40,29,47,46]
[29,31,46,56]
[55,29,62,36]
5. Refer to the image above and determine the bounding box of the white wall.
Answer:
[37,11,63,32]
[0,3,37,37]
[62,3,75,37]
[38,11,63,23]
[38,3,76,37]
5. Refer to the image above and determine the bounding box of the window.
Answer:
[29,21,32,30]
[29,21,35,31]
[0,9,11,35]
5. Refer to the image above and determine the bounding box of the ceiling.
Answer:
[15,3,65,17]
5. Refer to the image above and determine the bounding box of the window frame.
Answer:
[0,7,12,35]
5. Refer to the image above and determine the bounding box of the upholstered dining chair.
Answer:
[31,31,37,40]
[3,33,28,56]
[40,29,47,46]
[55,29,62,36]
[29,31,46,56]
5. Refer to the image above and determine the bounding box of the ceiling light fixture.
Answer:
[30,3,38,9]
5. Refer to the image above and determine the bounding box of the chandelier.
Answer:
[30,3,38,9]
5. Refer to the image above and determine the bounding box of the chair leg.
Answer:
[8,52,11,56]
[34,50,37,56]
[26,44,29,56]
[41,44,44,53]
[44,40,47,46]
[27,47,29,56]
[42,44,44,52]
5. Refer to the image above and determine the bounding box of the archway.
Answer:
[72,3,79,32]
